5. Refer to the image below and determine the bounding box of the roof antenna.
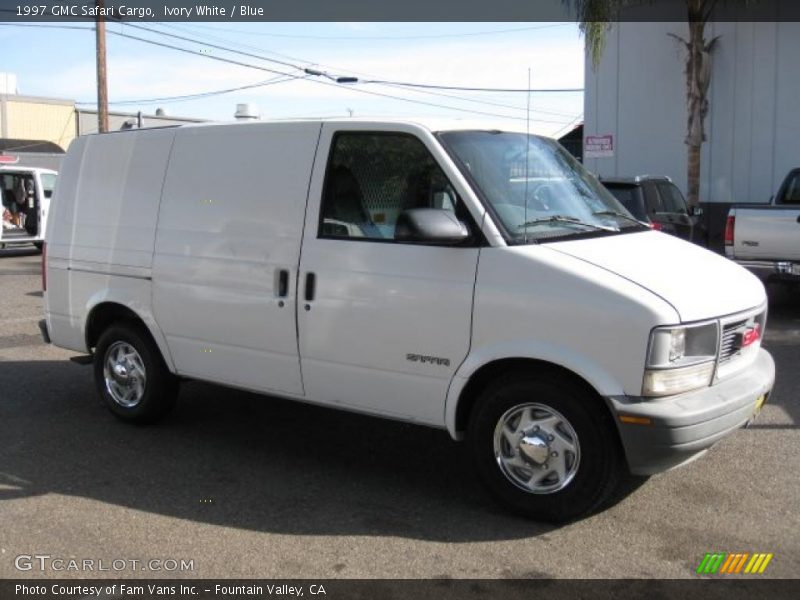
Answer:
[524,67,531,244]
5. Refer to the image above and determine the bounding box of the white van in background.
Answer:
[41,120,774,521]
[1,165,57,250]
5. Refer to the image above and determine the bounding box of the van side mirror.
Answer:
[395,208,469,245]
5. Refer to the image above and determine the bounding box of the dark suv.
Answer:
[601,175,705,244]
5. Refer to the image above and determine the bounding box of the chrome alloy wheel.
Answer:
[103,341,147,408]
[493,403,581,494]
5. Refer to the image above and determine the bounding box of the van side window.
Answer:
[319,132,460,241]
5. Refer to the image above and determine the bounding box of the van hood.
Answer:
[545,231,766,322]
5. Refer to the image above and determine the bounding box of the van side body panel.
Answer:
[45,130,176,355]
[152,122,323,396]
[444,245,679,437]
[47,129,175,268]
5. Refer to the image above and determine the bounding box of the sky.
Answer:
[0,22,586,137]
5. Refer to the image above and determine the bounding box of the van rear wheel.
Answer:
[468,371,625,522]
[93,323,178,424]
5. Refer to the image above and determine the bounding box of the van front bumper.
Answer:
[608,348,775,475]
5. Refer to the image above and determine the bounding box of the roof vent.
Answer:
[234,103,260,121]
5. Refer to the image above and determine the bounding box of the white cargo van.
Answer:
[1,165,57,250]
[42,120,774,521]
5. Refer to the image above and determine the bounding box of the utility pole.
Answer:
[95,0,109,133]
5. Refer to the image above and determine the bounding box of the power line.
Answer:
[152,22,579,117]
[105,28,573,123]
[152,22,311,71]
[5,22,580,127]
[119,21,305,73]
[123,23,582,95]
[105,29,304,79]
[157,23,580,116]
[358,80,583,93]
[75,76,297,106]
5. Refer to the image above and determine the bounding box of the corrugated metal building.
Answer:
[583,22,800,204]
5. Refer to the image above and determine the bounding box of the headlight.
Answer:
[643,322,719,396]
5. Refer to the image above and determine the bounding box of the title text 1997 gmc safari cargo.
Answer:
[41,120,774,522]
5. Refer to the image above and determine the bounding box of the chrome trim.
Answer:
[493,403,580,495]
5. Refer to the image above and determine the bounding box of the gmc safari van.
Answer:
[42,120,774,521]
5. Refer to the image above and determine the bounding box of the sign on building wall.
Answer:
[584,134,614,158]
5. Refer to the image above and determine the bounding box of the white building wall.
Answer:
[584,22,800,203]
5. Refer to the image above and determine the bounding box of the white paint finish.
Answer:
[46,135,85,252]
[47,129,175,267]
[152,122,322,396]
[466,243,679,400]
[44,268,174,369]
[548,231,766,322]
[296,122,480,426]
[44,118,773,449]
[729,207,800,261]
[585,22,800,203]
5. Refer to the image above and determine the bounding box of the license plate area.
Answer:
[753,393,767,415]
[745,393,768,428]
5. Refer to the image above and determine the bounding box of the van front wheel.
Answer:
[468,372,625,522]
[93,323,178,424]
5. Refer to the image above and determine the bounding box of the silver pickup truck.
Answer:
[726,168,800,283]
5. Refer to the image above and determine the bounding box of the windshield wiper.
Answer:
[592,210,647,227]
[518,215,617,231]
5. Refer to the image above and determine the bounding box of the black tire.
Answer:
[93,322,178,424]
[33,242,43,251]
[468,370,626,523]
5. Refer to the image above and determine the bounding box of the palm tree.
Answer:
[571,0,724,206]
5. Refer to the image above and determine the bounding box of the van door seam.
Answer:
[292,122,324,397]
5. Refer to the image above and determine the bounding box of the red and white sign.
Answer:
[584,135,614,158]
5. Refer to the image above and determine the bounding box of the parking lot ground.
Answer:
[0,247,798,579]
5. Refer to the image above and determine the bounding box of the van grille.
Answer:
[719,319,748,363]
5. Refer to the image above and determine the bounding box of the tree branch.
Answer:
[667,31,690,51]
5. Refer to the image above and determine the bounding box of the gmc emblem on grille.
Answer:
[734,324,761,350]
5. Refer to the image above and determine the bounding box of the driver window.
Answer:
[319,132,460,241]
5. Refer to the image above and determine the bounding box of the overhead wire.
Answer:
[4,22,583,127]
[153,22,580,118]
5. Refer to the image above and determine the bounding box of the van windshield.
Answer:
[438,130,647,243]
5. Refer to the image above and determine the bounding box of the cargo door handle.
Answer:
[277,269,289,298]
[304,272,316,308]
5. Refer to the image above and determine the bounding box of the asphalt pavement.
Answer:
[0,246,797,579]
